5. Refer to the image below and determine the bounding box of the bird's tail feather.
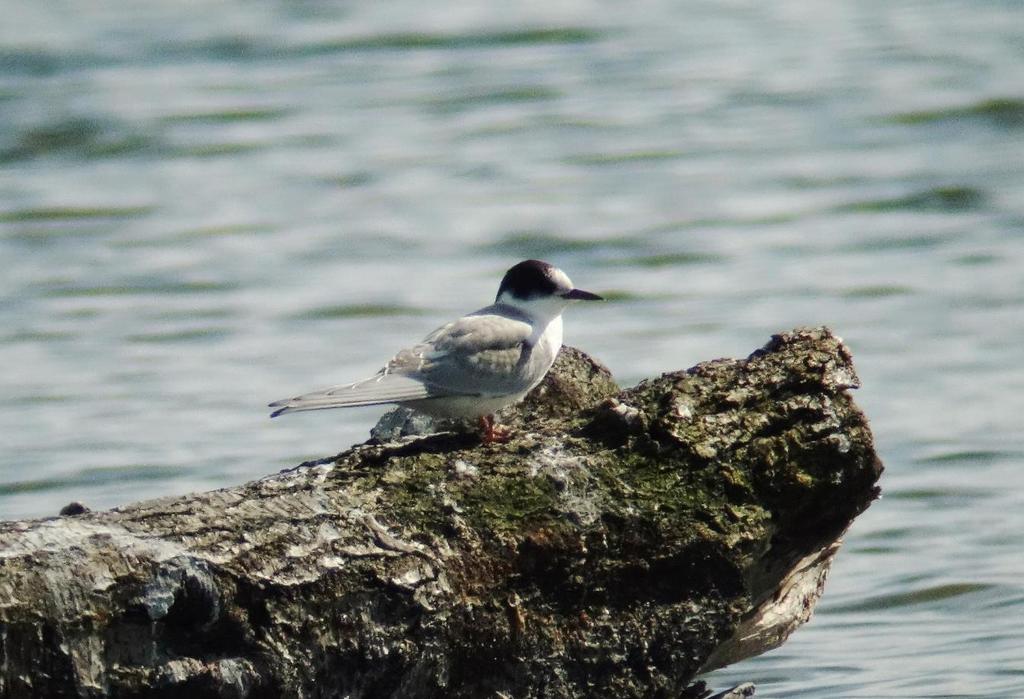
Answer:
[268,374,432,418]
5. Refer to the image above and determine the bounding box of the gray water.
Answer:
[2,1,1023,696]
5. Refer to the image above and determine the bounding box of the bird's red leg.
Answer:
[478,414,511,444]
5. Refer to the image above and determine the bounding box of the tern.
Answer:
[269,259,602,442]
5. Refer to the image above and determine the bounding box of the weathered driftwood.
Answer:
[0,327,882,699]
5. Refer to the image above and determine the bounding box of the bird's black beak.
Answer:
[562,288,603,301]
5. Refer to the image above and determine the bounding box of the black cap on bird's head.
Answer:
[495,259,603,303]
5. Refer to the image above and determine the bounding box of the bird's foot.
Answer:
[478,414,511,444]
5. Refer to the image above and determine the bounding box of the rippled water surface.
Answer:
[3,1,1023,696]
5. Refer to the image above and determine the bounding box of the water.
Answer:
[2,1,1023,695]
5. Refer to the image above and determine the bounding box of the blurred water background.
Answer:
[2,1,1023,695]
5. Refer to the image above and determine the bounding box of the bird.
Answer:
[269,259,602,442]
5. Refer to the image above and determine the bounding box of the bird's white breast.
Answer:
[533,314,563,369]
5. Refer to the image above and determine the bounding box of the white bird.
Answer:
[269,259,602,442]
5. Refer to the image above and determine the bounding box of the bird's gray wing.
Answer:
[268,311,532,417]
[412,311,534,397]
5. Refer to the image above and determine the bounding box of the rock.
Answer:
[0,327,882,698]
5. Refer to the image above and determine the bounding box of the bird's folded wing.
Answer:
[411,312,534,397]
[269,310,533,417]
